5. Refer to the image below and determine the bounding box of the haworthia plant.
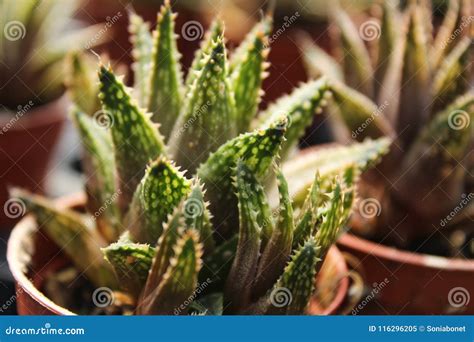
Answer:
[301,0,474,252]
[14,4,390,316]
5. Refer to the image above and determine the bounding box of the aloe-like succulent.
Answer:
[0,0,104,111]
[301,0,473,255]
[13,2,389,315]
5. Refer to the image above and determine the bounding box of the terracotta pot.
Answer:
[338,233,474,314]
[0,96,67,227]
[8,193,349,315]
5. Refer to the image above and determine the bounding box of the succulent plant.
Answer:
[13,2,389,315]
[0,0,104,111]
[301,0,473,255]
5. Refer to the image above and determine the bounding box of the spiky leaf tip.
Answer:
[129,12,153,107]
[147,1,184,140]
[169,36,236,173]
[10,189,117,289]
[98,64,166,212]
[258,78,331,159]
[197,116,287,238]
[103,237,155,297]
[230,25,270,133]
[71,108,122,242]
[127,157,191,244]
[138,230,203,315]
[267,237,320,315]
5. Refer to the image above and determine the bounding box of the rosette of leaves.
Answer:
[301,0,473,255]
[13,2,390,315]
[0,0,105,111]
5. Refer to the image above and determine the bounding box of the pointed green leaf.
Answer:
[170,37,236,173]
[333,8,374,97]
[138,230,202,315]
[185,19,224,89]
[230,23,270,133]
[183,181,215,255]
[397,5,431,148]
[329,80,394,141]
[147,2,184,140]
[432,37,472,113]
[98,65,166,212]
[103,236,155,297]
[258,78,330,159]
[278,138,390,206]
[72,108,122,242]
[10,189,117,289]
[253,167,294,298]
[268,237,320,315]
[127,157,191,244]
[224,162,262,313]
[129,12,153,107]
[197,117,287,239]
[67,52,101,115]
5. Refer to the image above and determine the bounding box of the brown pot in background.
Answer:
[0,96,67,227]
[8,193,349,315]
[338,233,474,315]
